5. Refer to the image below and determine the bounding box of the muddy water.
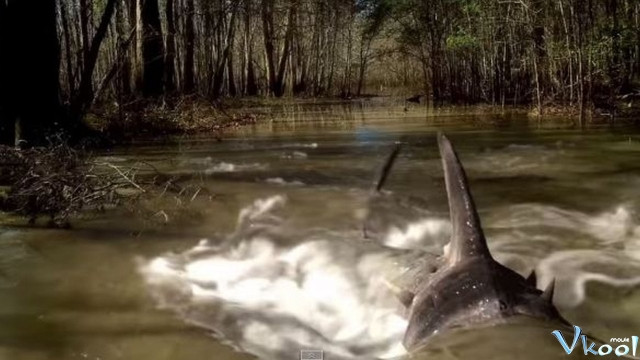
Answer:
[2,102,640,360]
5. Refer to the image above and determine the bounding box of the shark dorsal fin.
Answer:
[438,134,491,264]
[542,279,556,303]
[526,270,537,286]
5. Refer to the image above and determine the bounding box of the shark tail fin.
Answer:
[438,133,491,264]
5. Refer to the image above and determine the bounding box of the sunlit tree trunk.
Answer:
[116,0,132,97]
[211,5,238,99]
[69,0,117,122]
[79,0,91,72]
[262,0,294,97]
[59,0,76,99]
[244,0,258,95]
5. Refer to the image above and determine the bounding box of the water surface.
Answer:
[2,102,640,360]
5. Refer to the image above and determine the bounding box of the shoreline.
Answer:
[85,96,640,145]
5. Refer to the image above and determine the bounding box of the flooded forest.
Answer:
[1,0,640,145]
[1,1,640,360]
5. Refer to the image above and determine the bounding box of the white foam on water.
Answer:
[237,195,287,227]
[493,204,640,309]
[492,204,634,244]
[383,218,450,250]
[204,162,267,174]
[281,151,309,160]
[265,178,305,186]
[537,249,640,308]
[285,143,318,149]
[140,196,408,360]
[140,192,640,358]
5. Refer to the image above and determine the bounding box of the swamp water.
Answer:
[1,102,640,360]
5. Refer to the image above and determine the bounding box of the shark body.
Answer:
[401,134,569,351]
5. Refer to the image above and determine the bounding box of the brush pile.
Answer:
[92,96,260,141]
[0,143,120,227]
[0,142,215,228]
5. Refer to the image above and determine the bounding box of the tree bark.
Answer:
[244,0,258,95]
[79,0,92,72]
[116,0,133,97]
[59,0,76,98]
[211,7,238,98]
[69,0,118,123]
[164,0,176,93]
[183,0,195,93]
[262,0,295,97]
[140,0,165,97]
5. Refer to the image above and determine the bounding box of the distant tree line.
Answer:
[383,0,640,121]
[0,0,639,145]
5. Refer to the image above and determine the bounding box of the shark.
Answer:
[398,134,570,351]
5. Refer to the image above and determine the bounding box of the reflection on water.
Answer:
[2,101,640,359]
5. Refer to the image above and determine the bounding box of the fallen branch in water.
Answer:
[0,142,122,227]
[0,142,215,228]
[96,162,146,193]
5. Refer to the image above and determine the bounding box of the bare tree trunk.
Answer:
[356,35,373,96]
[140,0,164,97]
[116,0,132,97]
[164,0,176,93]
[262,0,277,95]
[79,0,91,71]
[274,6,294,97]
[558,0,573,104]
[262,0,294,97]
[228,42,238,96]
[130,0,143,91]
[533,54,543,115]
[59,0,76,98]
[244,0,258,95]
[183,0,195,93]
[211,6,238,98]
[70,0,118,122]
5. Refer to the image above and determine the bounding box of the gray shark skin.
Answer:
[402,134,569,352]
